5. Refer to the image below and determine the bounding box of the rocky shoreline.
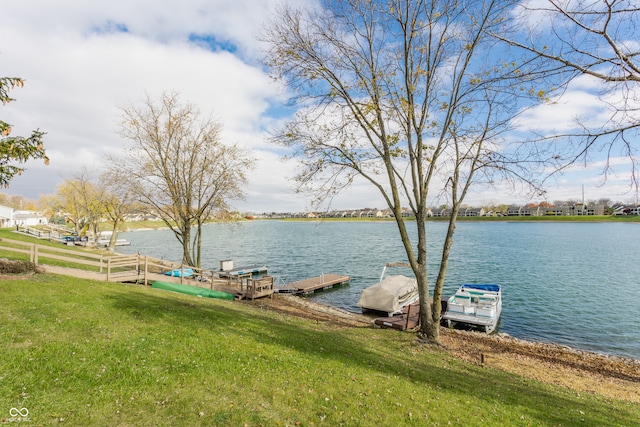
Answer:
[249,294,640,403]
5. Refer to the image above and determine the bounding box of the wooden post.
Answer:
[136,253,140,282]
[143,256,149,286]
[404,304,412,330]
[106,257,111,282]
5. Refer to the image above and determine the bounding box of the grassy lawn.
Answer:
[0,229,73,248]
[1,275,638,426]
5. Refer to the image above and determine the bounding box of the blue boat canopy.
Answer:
[460,284,500,293]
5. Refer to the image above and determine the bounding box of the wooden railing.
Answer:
[14,224,74,242]
[0,237,274,299]
[0,237,195,285]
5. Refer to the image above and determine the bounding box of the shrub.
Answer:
[0,258,43,274]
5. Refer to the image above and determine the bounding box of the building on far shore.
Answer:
[0,205,48,228]
[252,202,618,219]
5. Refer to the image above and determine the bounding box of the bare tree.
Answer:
[111,92,255,267]
[98,170,136,249]
[264,0,548,342]
[493,0,640,185]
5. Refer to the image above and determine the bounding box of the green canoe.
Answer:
[152,281,235,301]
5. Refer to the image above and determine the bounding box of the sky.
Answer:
[1,0,638,214]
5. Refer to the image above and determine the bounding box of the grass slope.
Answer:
[1,275,638,426]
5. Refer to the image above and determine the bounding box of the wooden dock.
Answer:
[373,297,448,331]
[373,303,420,330]
[276,274,350,295]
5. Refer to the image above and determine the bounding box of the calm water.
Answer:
[118,221,640,360]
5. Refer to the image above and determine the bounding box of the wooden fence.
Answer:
[0,237,275,299]
[14,224,72,242]
[0,237,194,286]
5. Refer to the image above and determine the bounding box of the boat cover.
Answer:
[357,275,418,314]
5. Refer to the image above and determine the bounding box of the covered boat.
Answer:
[152,281,235,300]
[357,262,419,316]
[441,284,502,333]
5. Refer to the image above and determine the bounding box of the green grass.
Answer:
[1,275,638,426]
[0,229,70,247]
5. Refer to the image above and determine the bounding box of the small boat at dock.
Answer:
[441,284,502,333]
[152,281,235,301]
[96,238,131,247]
[217,259,268,278]
[218,264,268,278]
[357,262,419,317]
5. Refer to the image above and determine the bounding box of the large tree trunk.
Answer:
[433,216,456,325]
[414,209,439,343]
[416,271,437,342]
[194,219,203,269]
[107,221,121,249]
[181,226,194,266]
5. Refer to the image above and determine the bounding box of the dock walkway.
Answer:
[276,274,350,295]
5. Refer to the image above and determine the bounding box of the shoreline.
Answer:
[260,293,640,362]
[116,214,640,231]
[112,223,639,361]
[251,294,640,403]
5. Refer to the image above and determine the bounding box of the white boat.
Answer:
[95,231,131,247]
[442,284,502,333]
[357,262,419,317]
[96,238,131,247]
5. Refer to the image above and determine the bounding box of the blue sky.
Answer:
[1,0,637,213]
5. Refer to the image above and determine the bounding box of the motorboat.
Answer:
[441,284,502,333]
[217,259,268,278]
[96,238,131,247]
[357,262,419,317]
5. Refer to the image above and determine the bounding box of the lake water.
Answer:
[117,221,640,360]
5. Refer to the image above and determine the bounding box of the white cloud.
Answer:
[513,76,613,134]
[1,0,634,212]
[1,0,296,209]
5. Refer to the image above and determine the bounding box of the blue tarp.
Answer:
[164,268,195,278]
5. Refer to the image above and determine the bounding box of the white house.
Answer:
[0,205,48,228]
[0,205,13,228]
